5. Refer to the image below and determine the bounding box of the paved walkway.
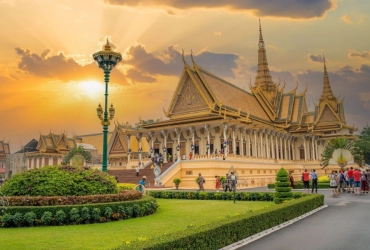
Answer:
[236,188,370,250]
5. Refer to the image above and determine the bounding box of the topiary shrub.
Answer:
[81,207,91,223]
[274,168,292,204]
[55,210,66,225]
[91,208,101,222]
[24,211,36,227]
[104,207,113,221]
[69,208,80,224]
[0,165,117,196]
[41,211,53,226]
[1,213,13,227]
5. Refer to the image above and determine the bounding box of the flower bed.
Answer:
[5,190,141,206]
[0,196,158,228]
[148,191,305,201]
[114,194,324,249]
[267,182,331,189]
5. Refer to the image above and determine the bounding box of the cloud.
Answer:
[123,44,240,82]
[341,14,352,24]
[214,32,222,36]
[308,54,324,63]
[14,47,129,85]
[102,0,334,19]
[348,50,370,59]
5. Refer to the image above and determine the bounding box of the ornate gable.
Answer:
[170,71,209,116]
[315,103,341,125]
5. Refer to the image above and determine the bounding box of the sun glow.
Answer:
[78,80,104,98]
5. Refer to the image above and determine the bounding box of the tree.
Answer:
[321,137,364,169]
[355,125,370,165]
[274,168,292,204]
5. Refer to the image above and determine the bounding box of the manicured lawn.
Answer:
[0,199,274,250]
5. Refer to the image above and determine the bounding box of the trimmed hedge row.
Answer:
[268,182,331,189]
[5,190,142,206]
[114,194,324,249]
[148,191,305,201]
[0,196,158,228]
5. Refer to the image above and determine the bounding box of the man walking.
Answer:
[224,173,232,192]
[311,169,318,193]
[198,173,205,191]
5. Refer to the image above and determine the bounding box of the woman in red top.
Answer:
[215,175,220,192]
[302,169,310,194]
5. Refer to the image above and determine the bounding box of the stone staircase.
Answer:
[108,162,175,187]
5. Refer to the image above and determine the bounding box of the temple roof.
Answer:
[36,132,76,153]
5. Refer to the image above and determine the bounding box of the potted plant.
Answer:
[173,178,181,189]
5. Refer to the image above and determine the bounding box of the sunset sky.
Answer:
[1,0,369,153]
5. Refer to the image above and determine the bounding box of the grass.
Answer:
[0,199,274,250]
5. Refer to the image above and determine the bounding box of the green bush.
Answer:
[117,183,136,191]
[69,208,80,223]
[114,195,324,249]
[41,211,53,225]
[1,165,117,196]
[268,182,331,189]
[91,208,101,222]
[24,211,36,226]
[104,207,113,219]
[55,210,66,224]
[1,213,13,227]
[274,168,292,204]
[81,207,91,222]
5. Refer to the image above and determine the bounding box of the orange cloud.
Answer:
[341,14,352,24]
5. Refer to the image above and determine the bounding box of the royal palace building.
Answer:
[105,22,357,188]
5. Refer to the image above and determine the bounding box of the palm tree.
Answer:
[321,138,364,169]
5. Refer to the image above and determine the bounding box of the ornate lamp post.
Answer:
[93,39,122,172]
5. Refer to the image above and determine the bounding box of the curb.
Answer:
[220,205,328,250]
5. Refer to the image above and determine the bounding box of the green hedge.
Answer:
[114,194,324,249]
[0,196,158,228]
[268,182,331,189]
[148,191,305,201]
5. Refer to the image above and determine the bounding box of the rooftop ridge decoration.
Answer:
[320,52,336,102]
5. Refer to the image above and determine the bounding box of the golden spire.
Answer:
[320,52,335,101]
[258,18,264,48]
[182,49,189,68]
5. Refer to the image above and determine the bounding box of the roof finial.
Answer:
[181,49,189,68]
[323,50,327,73]
[104,38,112,51]
[190,49,196,67]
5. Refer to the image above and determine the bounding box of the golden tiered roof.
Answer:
[36,132,76,153]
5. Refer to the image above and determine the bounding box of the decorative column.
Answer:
[275,133,279,160]
[279,134,283,160]
[125,134,131,162]
[240,127,246,156]
[265,129,270,158]
[283,135,287,160]
[311,136,315,161]
[315,138,319,160]
[136,132,142,162]
[174,128,181,160]
[222,123,228,157]
[148,131,154,155]
[247,129,252,157]
[161,130,168,163]
[189,126,195,158]
[232,125,237,155]
[303,136,307,161]
[254,130,257,157]
[271,131,275,159]
[288,136,291,160]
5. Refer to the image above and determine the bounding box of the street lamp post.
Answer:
[93,39,122,172]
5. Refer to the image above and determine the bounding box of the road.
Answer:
[237,189,370,250]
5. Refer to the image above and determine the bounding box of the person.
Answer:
[138,176,146,193]
[347,167,354,193]
[366,169,370,191]
[289,172,294,188]
[339,170,345,193]
[353,168,361,195]
[135,165,140,177]
[115,175,119,183]
[189,151,193,160]
[343,168,349,192]
[168,153,172,162]
[182,154,186,160]
[222,155,226,160]
[224,173,232,192]
[329,170,338,196]
[215,175,220,192]
[175,154,178,161]
[310,169,318,193]
[360,170,368,194]
[198,173,205,191]
[230,172,237,191]
[302,169,310,194]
